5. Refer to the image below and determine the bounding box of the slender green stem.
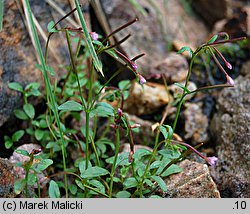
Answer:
[109,128,120,198]
[52,171,109,198]
[139,130,160,198]
[65,30,87,110]
[90,136,100,166]
[25,168,29,197]
[36,174,41,198]
[24,0,68,197]
[85,112,90,170]
[172,51,199,132]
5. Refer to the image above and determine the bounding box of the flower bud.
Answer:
[225,62,232,70]
[226,75,234,86]
[138,74,146,85]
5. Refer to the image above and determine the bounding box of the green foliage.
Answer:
[5,1,240,198]
[80,166,109,179]
[0,0,3,32]
[177,46,193,57]
[49,180,61,198]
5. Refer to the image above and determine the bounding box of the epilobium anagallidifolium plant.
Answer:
[7,0,246,198]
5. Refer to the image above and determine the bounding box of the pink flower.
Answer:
[206,156,218,166]
[226,75,234,86]
[89,32,99,41]
[138,74,146,85]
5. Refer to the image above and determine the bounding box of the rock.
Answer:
[123,81,170,115]
[0,1,69,126]
[212,6,249,38]
[240,60,250,76]
[183,102,208,143]
[191,0,245,27]
[0,158,17,197]
[164,159,220,198]
[149,53,188,83]
[210,75,250,197]
[98,0,208,77]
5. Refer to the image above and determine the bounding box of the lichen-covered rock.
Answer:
[210,75,250,197]
[183,102,208,143]
[0,158,17,197]
[164,159,220,198]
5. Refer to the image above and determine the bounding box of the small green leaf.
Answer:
[177,46,193,57]
[58,100,83,111]
[36,159,53,171]
[133,148,152,160]
[106,152,130,168]
[47,20,58,33]
[174,82,191,94]
[49,180,60,198]
[5,140,13,149]
[26,89,41,97]
[81,166,109,179]
[151,175,167,192]
[8,82,23,92]
[39,119,48,128]
[35,129,44,141]
[69,184,78,195]
[14,179,26,194]
[75,179,85,191]
[23,103,35,119]
[207,35,218,44]
[92,102,114,117]
[160,164,182,177]
[118,80,131,91]
[14,109,29,120]
[159,125,173,140]
[89,180,105,194]
[123,177,138,189]
[158,149,181,159]
[12,130,25,142]
[28,173,37,186]
[25,82,40,90]
[15,149,30,156]
[79,160,92,175]
[116,190,131,198]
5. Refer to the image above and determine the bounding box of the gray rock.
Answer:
[0,158,17,197]
[183,102,209,143]
[211,75,250,197]
[0,1,69,126]
[164,159,220,198]
[99,0,208,77]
